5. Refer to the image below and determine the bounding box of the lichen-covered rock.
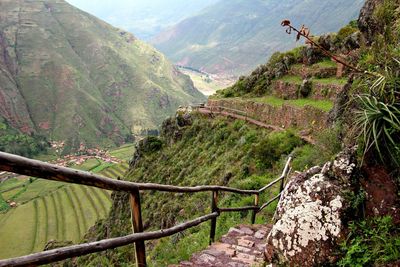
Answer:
[265,148,357,266]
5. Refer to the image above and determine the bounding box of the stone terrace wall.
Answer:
[272,80,344,101]
[208,98,329,134]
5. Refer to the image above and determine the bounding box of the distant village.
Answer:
[49,141,122,167]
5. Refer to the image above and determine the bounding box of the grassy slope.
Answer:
[249,96,334,112]
[152,0,364,75]
[78,114,309,266]
[0,0,205,150]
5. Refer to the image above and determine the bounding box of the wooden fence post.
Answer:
[279,177,285,194]
[129,189,146,267]
[209,190,219,245]
[251,194,259,224]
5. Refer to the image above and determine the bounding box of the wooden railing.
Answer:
[0,152,291,267]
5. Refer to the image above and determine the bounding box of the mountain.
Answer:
[0,0,205,151]
[152,0,365,76]
[65,0,219,40]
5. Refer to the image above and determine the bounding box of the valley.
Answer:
[65,0,219,40]
[152,0,365,77]
[0,0,399,266]
[178,67,235,96]
[0,0,205,153]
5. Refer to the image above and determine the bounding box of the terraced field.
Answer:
[0,184,112,258]
[100,162,130,179]
[0,145,132,259]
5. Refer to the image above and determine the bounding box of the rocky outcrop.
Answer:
[361,165,400,224]
[265,148,357,266]
[358,0,384,44]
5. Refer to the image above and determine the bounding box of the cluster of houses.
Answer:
[51,147,122,167]
[1,143,123,183]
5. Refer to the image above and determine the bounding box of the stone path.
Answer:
[171,224,272,267]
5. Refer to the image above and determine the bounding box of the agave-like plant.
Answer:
[355,94,400,166]
[365,58,400,104]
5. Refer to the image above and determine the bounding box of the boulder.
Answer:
[265,148,357,266]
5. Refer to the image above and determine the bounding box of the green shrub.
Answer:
[253,131,303,170]
[335,24,358,44]
[291,126,341,171]
[139,136,163,153]
[291,145,320,171]
[338,216,400,267]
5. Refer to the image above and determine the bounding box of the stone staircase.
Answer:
[171,224,272,267]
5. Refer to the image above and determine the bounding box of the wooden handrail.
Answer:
[259,157,292,193]
[258,193,282,213]
[0,152,258,195]
[0,152,292,266]
[219,206,259,212]
[0,212,219,267]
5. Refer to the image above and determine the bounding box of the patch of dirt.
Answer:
[361,165,400,224]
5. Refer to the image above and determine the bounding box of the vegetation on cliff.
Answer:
[352,0,400,168]
[0,118,49,157]
[76,112,343,266]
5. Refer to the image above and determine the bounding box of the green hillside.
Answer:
[152,0,365,76]
[0,0,205,152]
[76,113,341,266]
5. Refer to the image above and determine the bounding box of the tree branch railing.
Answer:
[0,152,291,267]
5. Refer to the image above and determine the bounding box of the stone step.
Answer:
[171,224,272,267]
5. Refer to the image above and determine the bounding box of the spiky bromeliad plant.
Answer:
[355,94,400,167]
[352,54,400,167]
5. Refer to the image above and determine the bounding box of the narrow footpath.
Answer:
[171,224,271,267]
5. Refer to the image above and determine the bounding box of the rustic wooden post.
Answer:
[129,189,146,267]
[209,190,218,245]
[251,194,259,224]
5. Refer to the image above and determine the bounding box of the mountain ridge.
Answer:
[0,0,205,152]
[152,0,365,76]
